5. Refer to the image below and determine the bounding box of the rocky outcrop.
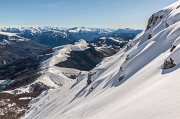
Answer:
[119,74,126,82]
[87,73,92,85]
[126,55,130,60]
[146,14,161,30]
[87,72,96,85]
[163,58,176,69]
[170,45,176,52]
[148,34,153,39]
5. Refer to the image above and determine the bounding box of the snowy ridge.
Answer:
[23,1,180,119]
[37,40,89,88]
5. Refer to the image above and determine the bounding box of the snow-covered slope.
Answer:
[22,1,180,119]
[37,40,90,88]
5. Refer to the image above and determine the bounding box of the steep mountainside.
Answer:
[22,1,180,119]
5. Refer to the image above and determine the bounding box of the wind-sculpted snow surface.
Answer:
[23,1,180,119]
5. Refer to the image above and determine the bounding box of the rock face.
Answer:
[146,14,160,30]
[146,12,165,30]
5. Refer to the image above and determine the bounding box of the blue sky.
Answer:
[0,0,177,29]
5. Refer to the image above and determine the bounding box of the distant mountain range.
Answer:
[0,27,142,46]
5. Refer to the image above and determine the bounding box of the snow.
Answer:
[0,31,17,36]
[0,80,5,84]
[70,39,89,51]
[68,27,91,33]
[41,39,89,69]
[22,1,180,119]
[99,37,106,40]
[4,85,32,95]
[108,37,123,43]
[0,31,28,43]
[173,36,180,46]
[68,27,116,34]
[19,97,32,100]
[37,40,89,88]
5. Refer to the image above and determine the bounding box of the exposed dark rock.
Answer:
[160,14,164,19]
[126,55,129,60]
[0,91,45,119]
[170,45,176,52]
[166,22,169,28]
[119,74,126,82]
[126,45,130,50]
[87,73,92,85]
[87,72,96,85]
[29,82,50,92]
[89,86,94,91]
[116,47,121,53]
[163,58,176,69]
[146,14,159,30]
[148,34,153,39]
